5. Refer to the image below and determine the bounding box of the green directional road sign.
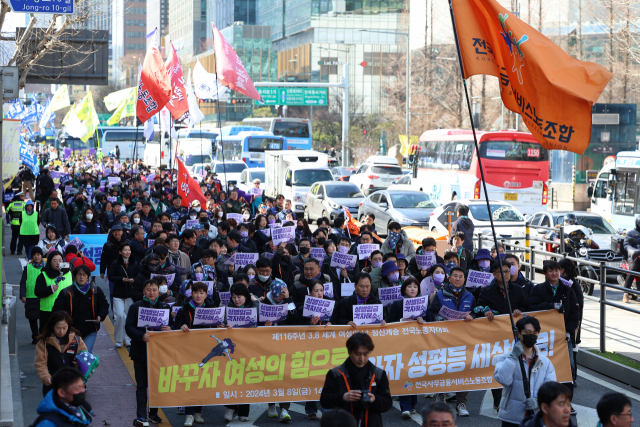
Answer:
[256,87,328,106]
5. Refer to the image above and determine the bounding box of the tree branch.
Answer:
[8,13,36,66]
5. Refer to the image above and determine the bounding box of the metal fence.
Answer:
[472,223,640,353]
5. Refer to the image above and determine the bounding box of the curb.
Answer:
[578,349,640,389]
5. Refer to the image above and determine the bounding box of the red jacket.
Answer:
[65,253,96,272]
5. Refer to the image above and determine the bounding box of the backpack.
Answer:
[29,411,86,427]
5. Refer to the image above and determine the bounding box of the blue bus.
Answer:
[241,118,312,150]
[213,133,286,168]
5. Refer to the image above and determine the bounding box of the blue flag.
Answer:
[20,136,39,176]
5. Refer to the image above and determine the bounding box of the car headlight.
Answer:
[328,201,340,209]
[399,217,417,225]
[579,247,588,256]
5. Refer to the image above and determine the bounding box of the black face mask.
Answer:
[70,391,86,407]
[300,246,310,255]
[521,334,538,349]
[297,225,304,232]
[317,237,326,245]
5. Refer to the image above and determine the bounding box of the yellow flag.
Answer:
[104,87,135,112]
[107,88,137,125]
[61,103,76,126]
[50,86,70,112]
[75,93,93,121]
[74,92,99,142]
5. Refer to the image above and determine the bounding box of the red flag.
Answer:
[177,157,207,208]
[137,46,172,124]
[164,43,190,122]
[211,23,263,103]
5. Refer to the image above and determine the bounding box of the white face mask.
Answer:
[86,214,93,220]
[133,218,140,223]
[159,285,168,294]
[242,213,250,220]
[194,206,201,212]
[190,215,197,220]
[217,211,223,217]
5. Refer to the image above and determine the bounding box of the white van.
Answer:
[98,126,146,160]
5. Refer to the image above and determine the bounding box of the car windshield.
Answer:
[371,165,403,175]
[576,216,616,234]
[250,171,265,182]
[292,170,333,186]
[470,204,524,221]
[185,154,212,166]
[326,185,363,198]
[215,163,247,173]
[390,193,438,209]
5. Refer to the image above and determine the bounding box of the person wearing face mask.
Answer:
[493,316,558,426]
[379,260,402,290]
[73,206,102,234]
[365,253,397,298]
[381,222,416,262]
[126,279,172,426]
[52,265,109,354]
[34,251,73,332]
[109,242,138,348]
[467,248,493,300]
[247,257,274,298]
[506,254,534,302]
[131,253,164,302]
[34,311,89,397]
[272,244,297,289]
[442,252,460,275]
[32,367,93,427]
[421,264,447,300]
[237,224,258,252]
[428,266,476,416]
[66,192,88,231]
[19,246,46,344]
[331,273,386,327]
[362,250,383,274]
[149,191,168,216]
[293,258,332,306]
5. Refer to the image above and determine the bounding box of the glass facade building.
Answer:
[169,0,208,60]
[147,0,169,49]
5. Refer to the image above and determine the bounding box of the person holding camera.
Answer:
[320,333,392,427]
[34,251,73,333]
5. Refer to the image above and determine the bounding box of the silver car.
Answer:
[304,181,365,224]
[358,190,439,235]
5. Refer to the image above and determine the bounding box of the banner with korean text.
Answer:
[147,310,570,407]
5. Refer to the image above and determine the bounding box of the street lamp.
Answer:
[358,28,410,138]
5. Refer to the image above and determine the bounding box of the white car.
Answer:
[188,163,208,180]
[210,161,248,188]
[237,168,266,194]
[389,174,427,193]
[429,199,527,241]
[349,162,405,195]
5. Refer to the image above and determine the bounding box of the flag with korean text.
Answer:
[177,157,207,208]
[164,43,189,122]
[137,46,172,124]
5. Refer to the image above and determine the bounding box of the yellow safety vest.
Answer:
[8,201,25,226]
[39,271,72,312]
[20,210,39,236]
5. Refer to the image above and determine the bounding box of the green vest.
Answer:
[39,271,72,312]
[25,264,43,299]
[8,201,25,226]
[20,210,39,236]
[71,201,87,224]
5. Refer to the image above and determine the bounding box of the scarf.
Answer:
[74,281,91,295]
[356,294,369,305]
[143,296,159,305]
[32,261,44,269]
[170,251,181,267]
[189,300,204,310]
[387,231,401,250]
[550,283,559,296]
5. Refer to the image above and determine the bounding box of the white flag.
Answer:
[193,59,228,100]
[65,109,88,138]
[144,117,155,142]
[186,68,205,132]
[160,106,177,140]
[39,100,54,132]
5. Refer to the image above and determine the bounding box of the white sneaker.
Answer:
[193,413,204,424]
[456,403,470,417]
[125,340,131,347]
[279,409,291,423]
[184,415,194,427]
[401,411,411,419]
[268,405,278,418]
[239,416,250,422]
[224,409,236,421]
[115,342,122,348]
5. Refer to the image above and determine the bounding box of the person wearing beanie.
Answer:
[19,246,45,343]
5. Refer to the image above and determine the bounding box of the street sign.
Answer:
[601,131,610,142]
[255,87,328,106]
[7,0,74,14]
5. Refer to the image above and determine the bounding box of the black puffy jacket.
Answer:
[109,256,139,299]
[52,283,110,338]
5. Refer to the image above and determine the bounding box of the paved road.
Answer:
[5,228,640,427]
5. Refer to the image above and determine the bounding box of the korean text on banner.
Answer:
[357,244,379,260]
[148,310,571,407]
[68,235,108,276]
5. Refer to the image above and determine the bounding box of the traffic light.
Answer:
[360,61,367,67]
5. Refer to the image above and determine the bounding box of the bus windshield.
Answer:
[218,141,242,161]
[248,138,283,152]
[479,141,548,161]
[273,121,310,138]
[293,170,333,186]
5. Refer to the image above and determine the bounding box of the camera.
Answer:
[359,390,371,403]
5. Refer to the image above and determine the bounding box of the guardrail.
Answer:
[472,223,640,353]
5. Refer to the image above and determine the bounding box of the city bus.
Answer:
[416,129,550,215]
[600,151,640,230]
[242,118,312,150]
[213,132,287,168]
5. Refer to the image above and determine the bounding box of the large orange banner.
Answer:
[148,310,571,407]
[450,0,611,155]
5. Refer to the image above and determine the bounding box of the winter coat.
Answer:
[476,280,527,317]
[320,361,393,427]
[174,298,221,329]
[493,346,557,424]
[52,283,109,338]
[129,238,147,265]
[272,253,297,289]
[293,273,332,307]
[519,409,577,427]
[73,220,102,234]
[34,332,88,383]
[132,262,177,302]
[429,283,476,321]
[33,390,92,427]
[624,228,640,260]
[109,256,138,299]
[64,253,96,272]
[100,233,124,275]
[168,249,191,283]
[125,298,171,362]
[450,216,475,252]
[180,243,204,265]
[331,293,384,325]
[527,280,580,344]
[367,266,384,299]
[511,273,534,302]
[380,230,416,261]
[248,276,273,299]
[42,207,71,238]
[38,238,65,255]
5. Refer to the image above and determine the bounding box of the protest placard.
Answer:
[378,286,403,306]
[142,221,152,230]
[466,270,493,289]
[201,281,215,296]
[171,306,181,314]
[186,219,199,229]
[416,253,436,270]
[323,283,334,299]
[559,277,573,287]
[65,185,73,194]
[108,177,121,187]
[259,228,270,237]
[259,304,289,323]
[64,237,85,252]
[220,292,231,306]
[137,308,169,329]
[352,305,384,325]
[310,247,325,261]
[302,296,335,321]
[420,277,436,297]
[226,307,257,328]
[272,226,295,246]
[330,252,357,269]
[226,213,244,224]
[233,253,259,268]
[357,244,379,260]
[438,306,470,320]
[341,283,355,297]
[262,252,274,260]
[107,197,117,203]
[150,273,176,286]
[251,187,263,196]
[147,173,156,181]
[268,223,282,229]
[403,296,429,320]
[193,307,226,326]
[104,168,112,176]
[147,239,156,247]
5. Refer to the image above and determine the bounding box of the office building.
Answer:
[168,0,208,60]
[112,0,147,87]
[147,0,169,49]
[209,0,256,36]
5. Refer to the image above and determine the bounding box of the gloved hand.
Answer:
[509,342,524,359]
[553,302,564,313]
[54,276,65,284]
[525,397,538,411]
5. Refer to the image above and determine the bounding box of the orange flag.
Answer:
[137,46,172,124]
[176,157,207,208]
[450,0,612,155]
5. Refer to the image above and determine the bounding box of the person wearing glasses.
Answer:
[493,317,557,427]
[596,392,634,427]
[421,401,457,427]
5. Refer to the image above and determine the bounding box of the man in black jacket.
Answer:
[292,258,332,306]
[129,226,148,264]
[248,256,274,298]
[36,168,55,212]
[408,237,444,281]
[126,279,171,427]
[331,273,386,326]
[226,231,252,255]
[449,204,474,252]
[504,254,534,301]
[320,333,392,427]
